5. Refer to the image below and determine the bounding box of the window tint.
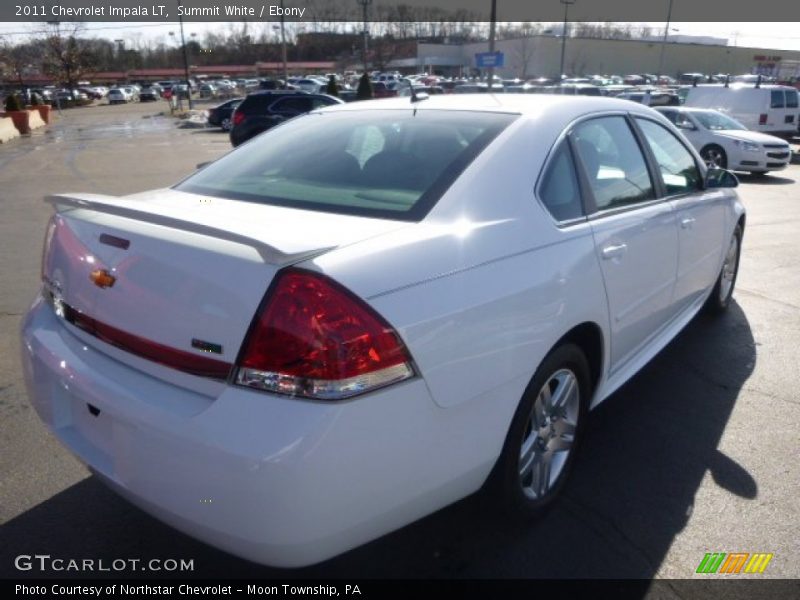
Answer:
[176,110,516,221]
[786,90,799,109]
[675,112,695,129]
[770,90,785,108]
[539,143,583,221]
[636,119,702,196]
[659,110,678,124]
[272,97,313,113]
[572,116,655,211]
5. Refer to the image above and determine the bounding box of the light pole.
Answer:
[656,0,674,82]
[176,0,193,108]
[280,0,288,86]
[355,0,372,74]
[558,0,575,80]
[487,0,497,87]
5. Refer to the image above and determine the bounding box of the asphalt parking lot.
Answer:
[0,101,798,583]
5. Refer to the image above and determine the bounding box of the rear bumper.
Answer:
[20,297,491,567]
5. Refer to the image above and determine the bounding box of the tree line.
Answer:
[1,18,652,87]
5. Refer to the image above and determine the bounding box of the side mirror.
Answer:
[706,167,738,189]
[677,122,697,131]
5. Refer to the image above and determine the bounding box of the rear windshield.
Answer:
[176,109,516,221]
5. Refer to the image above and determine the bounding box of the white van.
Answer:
[682,83,799,137]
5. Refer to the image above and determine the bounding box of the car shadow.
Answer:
[736,173,795,185]
[0,303,756,581]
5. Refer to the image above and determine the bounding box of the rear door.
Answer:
[633,116,726,311]
[572,115,679,373]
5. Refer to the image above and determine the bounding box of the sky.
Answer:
[0,21,799,52]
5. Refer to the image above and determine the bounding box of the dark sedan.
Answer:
[207,97,243,131]
[229,91,343,147]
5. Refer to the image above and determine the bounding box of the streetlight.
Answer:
[280,0,288,86]
[558,0,575,80]
[487,0,497,88]
[355,0,372,74]
[175,0,193,108]
[656,0,674,82]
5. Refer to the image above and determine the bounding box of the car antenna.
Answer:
[755,75,762,89]
[406,79,429,104]
[724,74,730,88]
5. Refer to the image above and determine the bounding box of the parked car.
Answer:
[22,95,744,568]
[682,83,800,137]
[617,90,681,106]
[139,87,160,102]
[229,91,343,146]
[198,83,217,99]
[107,88,129,104]
[122,86,139,102]
[371,81,398,98]
[655,106,793,174]
[206,97,243,131]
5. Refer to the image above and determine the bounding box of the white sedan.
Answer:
[106,88,129,105]
[655,106,792,175]
[21,95,744,567]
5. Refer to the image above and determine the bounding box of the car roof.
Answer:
[319,94,662,123]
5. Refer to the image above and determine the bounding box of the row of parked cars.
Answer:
[206,79,796,175]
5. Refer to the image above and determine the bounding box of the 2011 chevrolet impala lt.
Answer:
[21,95,744,566]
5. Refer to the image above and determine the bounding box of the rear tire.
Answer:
[705,224,742,314]
[486,343,591,519]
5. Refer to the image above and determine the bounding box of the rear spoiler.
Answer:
[45,193,334,266]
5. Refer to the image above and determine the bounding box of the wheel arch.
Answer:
[551,321,604,398]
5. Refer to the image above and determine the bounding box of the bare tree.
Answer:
[40,22,96,90]
[0,39,41,88]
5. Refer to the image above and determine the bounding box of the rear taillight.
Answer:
[232,110,245,126]
[759,113,768,125]
[235,269,414,400]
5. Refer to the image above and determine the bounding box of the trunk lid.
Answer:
[43,189,406,380]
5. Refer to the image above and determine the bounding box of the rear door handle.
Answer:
[601,243,628,260]
[681,216,696,229]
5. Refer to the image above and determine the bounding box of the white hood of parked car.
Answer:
[715,130,789,145]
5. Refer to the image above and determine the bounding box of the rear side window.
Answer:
[240,94,276,113]
[787,90,799,109]
[538,143,583,221]
[572,116,655,211]
[635,119,702,196]
[770,90,785,108]
[176,110,517,221]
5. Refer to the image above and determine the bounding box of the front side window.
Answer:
[176,110,516,221]
[572,116,655,211]
[786,90,799,109]
[538,142,583,221]
[635,119,702,196]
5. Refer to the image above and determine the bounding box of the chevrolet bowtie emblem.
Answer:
[89,269,116,289]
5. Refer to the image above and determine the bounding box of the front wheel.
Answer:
[221,117,232,131]
[487,343,590,518]
[701,145,728,169]
[705,224,742,314]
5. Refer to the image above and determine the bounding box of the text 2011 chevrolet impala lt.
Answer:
[21,95,744,567]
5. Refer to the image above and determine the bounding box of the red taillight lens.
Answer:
[232,110,245,126]
[236,269,414,400]
[759,113,768,125]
